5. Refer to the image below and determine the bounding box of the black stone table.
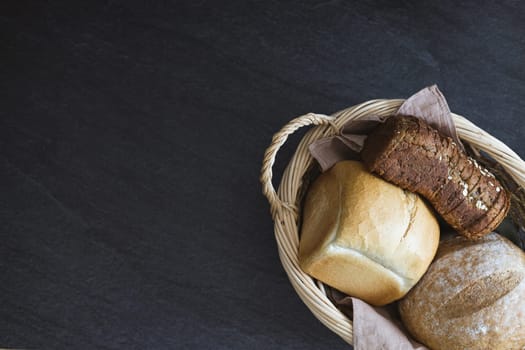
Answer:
[1,1,524,349]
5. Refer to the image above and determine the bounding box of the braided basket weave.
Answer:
[260,99,525,345]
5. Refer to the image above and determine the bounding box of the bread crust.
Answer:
[361,115,510,239]
[399,234,525,350]
[299,161,440,306]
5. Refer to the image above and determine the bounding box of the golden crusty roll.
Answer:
[361,115,510,239]
[399,233,525,350]
[299,161,440,306]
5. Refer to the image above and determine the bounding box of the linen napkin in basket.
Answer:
[326,288,429,350]
[309,84,464,171]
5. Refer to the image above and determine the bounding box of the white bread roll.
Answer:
[299,161,440,306]
[399,233,525,350]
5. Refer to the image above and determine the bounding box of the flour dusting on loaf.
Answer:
[399,233,525,350]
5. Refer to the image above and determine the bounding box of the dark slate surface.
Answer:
[1,1,524,349]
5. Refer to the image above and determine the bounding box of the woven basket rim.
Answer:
[260,99,525,346]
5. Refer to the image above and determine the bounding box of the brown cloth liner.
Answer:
[326,278,429,350]
[310,85,463,349]
[309,85,464,172]
[352,298,428,350]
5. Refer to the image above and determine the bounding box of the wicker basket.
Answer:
[260,99,525,346]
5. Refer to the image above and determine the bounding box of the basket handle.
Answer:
[260,113,337,216]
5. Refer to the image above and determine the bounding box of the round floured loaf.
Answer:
[299,160,440,306]
[399,233,525,350]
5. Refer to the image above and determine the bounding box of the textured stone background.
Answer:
[1,1,524,349]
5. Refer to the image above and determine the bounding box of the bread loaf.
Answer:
[399,233,525,350]
[299,161,440,306]
[361,115,510,239]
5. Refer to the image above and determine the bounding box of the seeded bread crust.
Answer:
[361,115,510,239]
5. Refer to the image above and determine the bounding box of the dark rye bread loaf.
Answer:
[361,115,510,239]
